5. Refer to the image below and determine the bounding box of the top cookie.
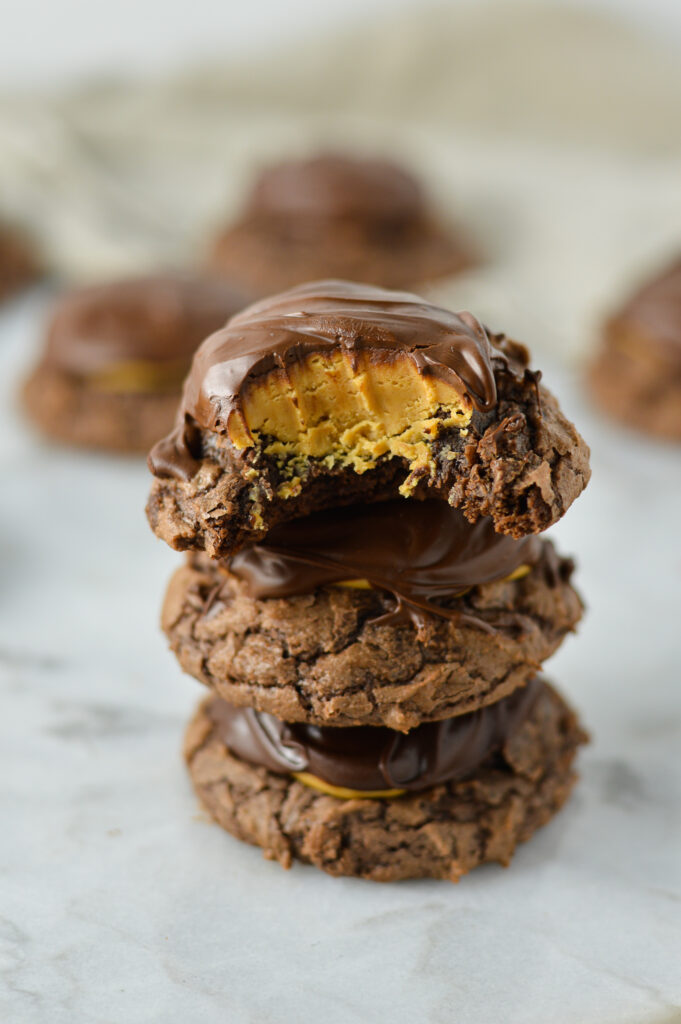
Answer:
[147,280,590,556]
[208,153,471,294]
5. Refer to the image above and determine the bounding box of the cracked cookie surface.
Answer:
[162,541,582,730]
[185,678,586,881]
[147,364,590,556]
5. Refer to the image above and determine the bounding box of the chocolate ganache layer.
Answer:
[246,153,424,226]
[43,273,250,379]
[149,280,512,480]
[205,677,543,792]
[228,498,541,625]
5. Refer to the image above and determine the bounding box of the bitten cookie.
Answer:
[161,500,583,730]
[208,153,472,295]
[185,678,587,882]
[0,221,41,302]
[148,281,590,554]
[588,256,681,441]
[23,273,251,453]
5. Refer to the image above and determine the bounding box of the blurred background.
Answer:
[2,0,681,359]
[2,3,681,1022]
[5,0,681,85]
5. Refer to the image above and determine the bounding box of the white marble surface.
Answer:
[1,287,681,1024]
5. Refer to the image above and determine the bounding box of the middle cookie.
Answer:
[161,499,582,730]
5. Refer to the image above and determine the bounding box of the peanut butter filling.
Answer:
[227,349,472,495]
[293,772,405,800]
[149,281,505,485]
[333,563,531,594]
[89,359,189,394]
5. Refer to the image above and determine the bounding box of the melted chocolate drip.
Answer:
[228,499,541,627]
[149,280,508,481]
[206,677,543,792]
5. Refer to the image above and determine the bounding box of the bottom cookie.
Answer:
[184,680,586,882]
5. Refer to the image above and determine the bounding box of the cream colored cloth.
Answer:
[1,2,681,362]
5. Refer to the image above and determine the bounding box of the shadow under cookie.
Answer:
[184,678,586,882]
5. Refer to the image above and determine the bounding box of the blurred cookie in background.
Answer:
[588,256,681,442]
[208,153,473,295]
[22,272,251,453]
[0,221,42,303]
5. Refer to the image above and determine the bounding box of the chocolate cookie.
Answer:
[588,256,681,441]
[162,508,582,729]
[184,678,586,881]
[147,281,590,555]
[0,221,41,302]
[208,153,472,295]
[23,273,251,453]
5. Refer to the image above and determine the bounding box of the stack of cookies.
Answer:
[146,280,591,882]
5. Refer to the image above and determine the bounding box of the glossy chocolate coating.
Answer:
[43,272,250,377]
[229,499,541,624]
[206,677,543,791]
[247,153,424,225]
[149,279,508,480]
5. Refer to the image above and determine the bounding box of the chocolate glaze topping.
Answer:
[206,677,543,791]
[43,273,250,377]
[228,499,541,626]
[149,280,508,480]
[247,153,424,225]
[610,256,681,365]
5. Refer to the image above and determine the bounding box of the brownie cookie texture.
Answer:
[588,256,681,441]
[22,272,251,453]
[0,221,41,302]
[147,281,590,555]
[185,679,587,881]
[162,539,582,730]
[208,153,472,295]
